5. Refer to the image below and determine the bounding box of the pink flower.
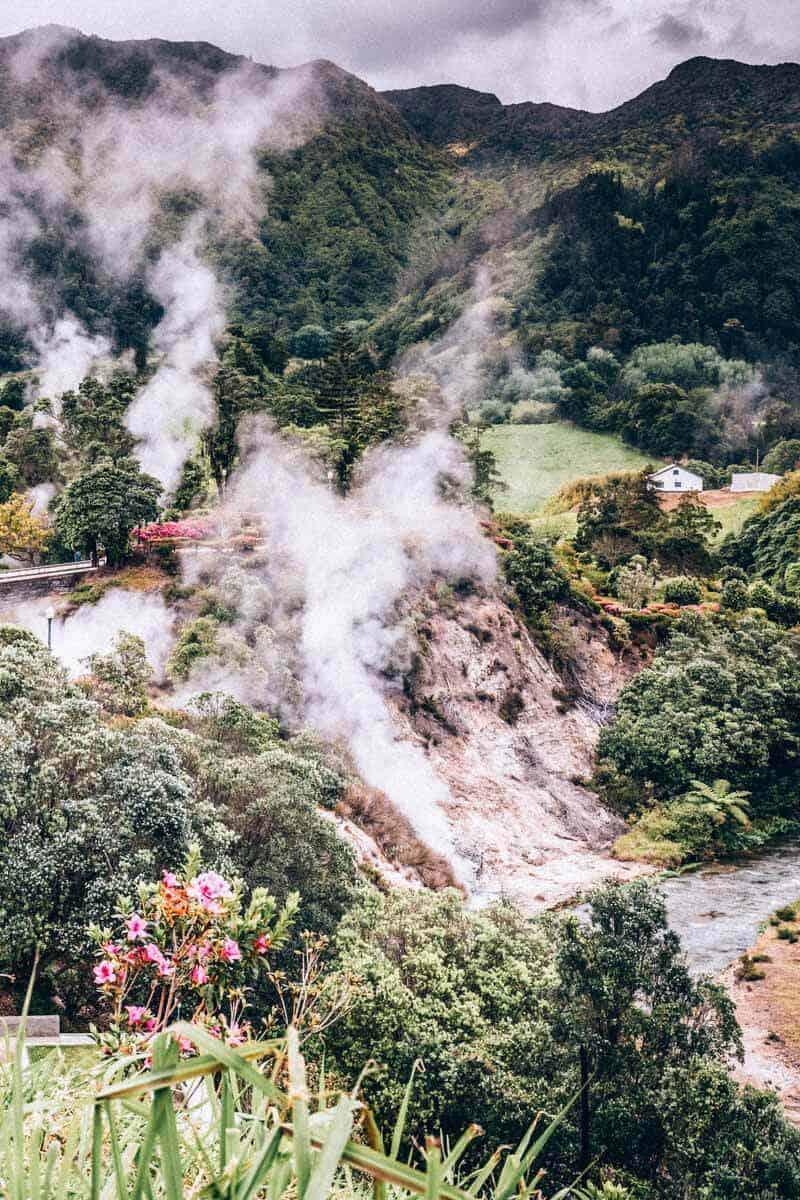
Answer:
[125,1005,147,1027]
[187,871,232,913]
[253,935,271,955]
[228,1025,246,1047]
[195,942,212,961]
[191,964,208,986]
[178,1035,194,1055]
[126,914,148,941]
[162,871,179,888]
[144,1018,157,1033]
[101,942,120,955]
[93,960,117,985]
[142,942,173,976]
[220,938,241,963]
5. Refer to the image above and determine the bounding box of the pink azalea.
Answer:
[191,963,208,986]
[195,941,212,961]
[178,1035,194,1054]
[162,871,179,888]
[144,1018,157,1033]
[187,871,232,913]
[125,1005,147,1027]
[143,943,164,964]
[156,956,174,978]
[220,938,241,963]
[126,914,148,941]
[253,935,271,955]
[228,1025,246,1047]
[101,942,120,955]
[93,960,117,985]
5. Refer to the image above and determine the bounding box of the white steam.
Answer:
[125,220,225,490]
[187,415,497,886]
[7,589,176,680]
[0,43,319,486]
[32,316,112,411]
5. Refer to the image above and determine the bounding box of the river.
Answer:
[659,841,800,975]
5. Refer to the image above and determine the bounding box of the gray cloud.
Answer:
[651,14,708,49]
[0,0,798,111]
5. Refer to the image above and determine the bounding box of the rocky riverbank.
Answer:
[723,909,800,1126]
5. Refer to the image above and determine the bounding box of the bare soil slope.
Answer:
[393,590,649,908]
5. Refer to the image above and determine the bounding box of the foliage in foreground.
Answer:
[1,1012,578,1200]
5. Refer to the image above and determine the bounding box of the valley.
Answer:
[0,19,800,1198]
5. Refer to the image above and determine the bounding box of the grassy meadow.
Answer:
[484,423,656,514]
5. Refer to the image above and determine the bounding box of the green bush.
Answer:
[748,579,776,610]
[660,575,702,606]
[720,578,749,611]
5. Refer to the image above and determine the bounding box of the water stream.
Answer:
[658,841,800,975]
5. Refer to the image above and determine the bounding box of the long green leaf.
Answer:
[288,1027,311,1198]
[304,1096,356,1200]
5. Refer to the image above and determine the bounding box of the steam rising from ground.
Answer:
[0,36,501,888]
[219,423,496,885]
[8,589,176,679]
[0,37,318,488]
[125,220,225,491]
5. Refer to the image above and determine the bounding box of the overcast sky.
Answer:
[1,0,799,110]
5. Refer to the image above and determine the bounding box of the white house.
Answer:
[730,471,782,493]
[647,464,704,493]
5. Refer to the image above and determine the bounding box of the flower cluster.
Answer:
[136,519,216,543]
[89,852,298,1057]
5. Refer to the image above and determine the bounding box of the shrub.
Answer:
[748,579,776,610]
[167,616,220,680]
[86,630,151,716]
[89,851,298,1054]
[720,578,749,611]
[660,575,702,606]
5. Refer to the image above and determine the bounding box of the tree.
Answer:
[0,453,19,503]
[655,494,719,574]
[3,422,58,486]
[86,631,151,716]
[60,373,136,460]
[54,455,161,566]
[763,438,800,474]
[203,356,268,492]
[323,889,554,1153]
[454,422,506,507]
[0,638,228,1013]
[0,492,50,562]
[553,880,740,1179]
[613,556,658,608]
[721,577,749,611]
[575,470,664,567]
[680,778,752,852]
[307,326,405,491]
[597,618,800,804]
[660,575,703,606]
[172,456,207,512]
[290,324,332,360]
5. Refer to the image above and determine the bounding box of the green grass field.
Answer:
[484,422,656,514]
[711,497,759,541]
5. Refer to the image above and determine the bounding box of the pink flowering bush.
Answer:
[136,519,216,543]
[88,848,298,1057]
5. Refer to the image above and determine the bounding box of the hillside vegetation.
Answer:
[2,29,800,1200]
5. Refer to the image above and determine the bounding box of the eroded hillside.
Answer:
[389,586,647,907]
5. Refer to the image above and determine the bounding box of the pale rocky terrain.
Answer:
[391,589,650,909]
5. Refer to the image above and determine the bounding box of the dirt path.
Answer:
[722,921,800,1126]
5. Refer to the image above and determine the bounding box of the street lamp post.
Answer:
[45,605,55,651]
